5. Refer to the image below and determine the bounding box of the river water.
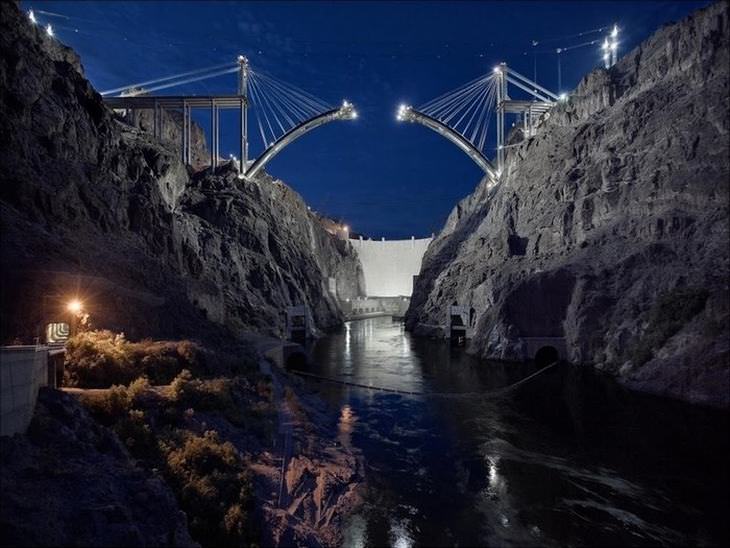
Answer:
[299,317,729,547]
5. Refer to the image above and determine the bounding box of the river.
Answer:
[298,317,728,547]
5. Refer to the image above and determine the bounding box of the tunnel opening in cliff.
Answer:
[535,345,560,368]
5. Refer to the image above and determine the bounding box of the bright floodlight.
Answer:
[67,299,83,314]
[602,39,609,50]
[396,104,412,121]
[339,100,357,120]
[28,9,36,24]
[603,53,610,61]
[611,25,619,38]
[46,24,54,37]
[493,66,501,74]
[559,93,567,101]
[610,41,617,50]
[343,225,349,232]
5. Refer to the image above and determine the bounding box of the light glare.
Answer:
[46,24,54,37]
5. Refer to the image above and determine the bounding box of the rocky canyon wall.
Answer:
[406,1,729,407]
[0,0,364,343]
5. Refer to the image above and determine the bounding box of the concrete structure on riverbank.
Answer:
[0,345,60,435]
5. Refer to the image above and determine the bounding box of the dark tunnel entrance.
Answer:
[535,345,559,368]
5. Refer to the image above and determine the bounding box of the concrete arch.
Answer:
[398,107,499,182]
[245,102,356,180]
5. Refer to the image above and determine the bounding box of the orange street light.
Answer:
[67,299,83,315]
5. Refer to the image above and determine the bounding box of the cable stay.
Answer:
[100,55,357,179]
[244,67,356,178]
[247,69,334,149]
[396,62,561,182]
[397,71,500,180]
[100,62,239,96]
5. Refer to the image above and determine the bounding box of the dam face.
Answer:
[350,237,432,297]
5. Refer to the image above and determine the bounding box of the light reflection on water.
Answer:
[304,317,729,547]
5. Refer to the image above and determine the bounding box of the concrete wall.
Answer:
[1,346,49,436]
[351,237,432,297]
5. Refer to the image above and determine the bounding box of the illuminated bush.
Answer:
[164,431,255,547]
[64,330,203,388]
[170,370,244,426]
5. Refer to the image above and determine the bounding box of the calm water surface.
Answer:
[301,317,729,547]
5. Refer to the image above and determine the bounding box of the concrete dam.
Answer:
[343,236,433,318]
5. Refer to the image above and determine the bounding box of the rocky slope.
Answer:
[406,1,729,408]
[0,0,363,343]
[0,388,197,547]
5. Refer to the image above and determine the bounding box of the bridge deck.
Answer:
[103,95,247,109]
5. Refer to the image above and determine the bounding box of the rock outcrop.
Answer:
[406,1,729,408]
[125,108,210,171]
[0,388,197,547]
[0,1,363,343]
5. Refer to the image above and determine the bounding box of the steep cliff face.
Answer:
[0,388,197,546]
[0,1,363,342]
[407,2,729,407]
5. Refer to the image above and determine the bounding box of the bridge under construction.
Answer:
[101,57,358,180]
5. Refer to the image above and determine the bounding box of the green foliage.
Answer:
[630,287,709,366]
[73,344,270,547]
[64,330,203,388]
[79,384,132,424]
[170,370,245,426]
[114,409,162,463]
[164,431,255,547]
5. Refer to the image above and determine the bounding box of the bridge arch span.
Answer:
[245,102,356,180]
[397,105,499,183]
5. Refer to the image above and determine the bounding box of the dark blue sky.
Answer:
[25,0,708,238]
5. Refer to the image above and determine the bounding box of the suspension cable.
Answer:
[100,62,237,96]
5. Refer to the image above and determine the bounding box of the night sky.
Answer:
[24,0,709,238]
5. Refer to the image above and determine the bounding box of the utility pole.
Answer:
[238,55,249,175]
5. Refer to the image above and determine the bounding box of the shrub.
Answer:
[170,370,244,426]
[64,330,203,388]
[114,409,162,463]
[78,384,132,424]
[629,287,709,366]
[164,431,255,547]
[64,330,135,388]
